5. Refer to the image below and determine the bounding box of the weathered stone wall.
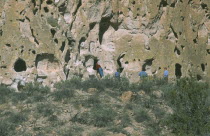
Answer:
[0,0,209,89]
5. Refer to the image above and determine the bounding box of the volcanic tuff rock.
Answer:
[0,0,209,89]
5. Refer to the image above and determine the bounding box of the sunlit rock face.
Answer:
[0,0,209,88]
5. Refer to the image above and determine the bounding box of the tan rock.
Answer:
[152,90,163,98]
[121,91,134,102]
[2,78,13,85]
[0,0,210,88]
[87,88,98,94]
[109,133,126,136]
[138,90,146,96]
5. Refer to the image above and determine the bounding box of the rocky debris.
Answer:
[0,0,210,89]
[87,88,98,94]
[138,90,146,96]
[152,90,163,98]
[121,91,135,102]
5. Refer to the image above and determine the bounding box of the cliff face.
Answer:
[0,0,209,88]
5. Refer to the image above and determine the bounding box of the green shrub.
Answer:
[0,119,16,136]
[37,103,55,117]
[54,77,82,90]
[88,130,106,136]
[7,112,28,124]
[117,112,131,127]
[48,115,58,122]
[89,105,117,127]
[0,112,28,136]
[11,92,28,103]
[82,78,105,91]
[52,77,83,101]
[100,76,130,92]
[144,121,162,136]
[153,107,165,119]
[72,104,117,127]
[9,82,50,103]
[52,89,75,101]
[134,108,151,123]
[165,78,210,135]
[107,126,130,135]
[58,125,84,136]
[0,85,14,104]
[80,94,101,108]
[21,82,50,96]
[139,80,154,94]
[15,82,50,103]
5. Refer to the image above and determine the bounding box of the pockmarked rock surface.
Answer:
[0,0,209,89]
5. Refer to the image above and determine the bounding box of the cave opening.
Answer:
[35,54,56,68]
[175,63,182,78]
[99,16,112,44]
[54,38,58,44]
[142,58,154,74]
[174,46,181,55]
[201,3,207,9]
[46,0,53,5]
[93,58,99,71]
[201,63,205,72]
[50,29,56,37]
[58,3,67,15]
[197,75,202,81]
[159,0,168,9]
[44,7,49,13]
[14,58,27,72]
[65,49,71,63]
[0,29,3,36]
[78,37,86,53]
[117,54,125,73]
[89,22,96,31]
[60,41,65,52]
[33,8,38,15]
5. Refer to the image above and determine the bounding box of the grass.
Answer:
[107,126,130,135]
[0,76,210,135]
[37,103,55,117]
[0,85,14,104]
[133,107,151,123]
[88,130,107,136]
[163,78,210,135]
[58,126,84,136]
[0,120,15,136]
[72,104,117,127]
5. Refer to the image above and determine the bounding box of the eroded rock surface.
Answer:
[0,0,209,88]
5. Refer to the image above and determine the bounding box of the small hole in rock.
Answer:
[14,59,27,72]
[197,75,202,81]
[5,44,11,47]
[44,7,49,13]
[65,49,71,63]
[60,41,65,52]
[46,0,53,5]
[50,29,56,37]
[175,63,182,78]
[32,50,36,54]
[54,39,58,44]
[174,46,181,55]
[201,63,205,72]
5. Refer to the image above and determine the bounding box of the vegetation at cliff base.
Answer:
[0,77,210,136]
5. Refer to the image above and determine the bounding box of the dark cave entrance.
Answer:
[14,59,27,72]
[117,54,125,73]
[175,63,182,78]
